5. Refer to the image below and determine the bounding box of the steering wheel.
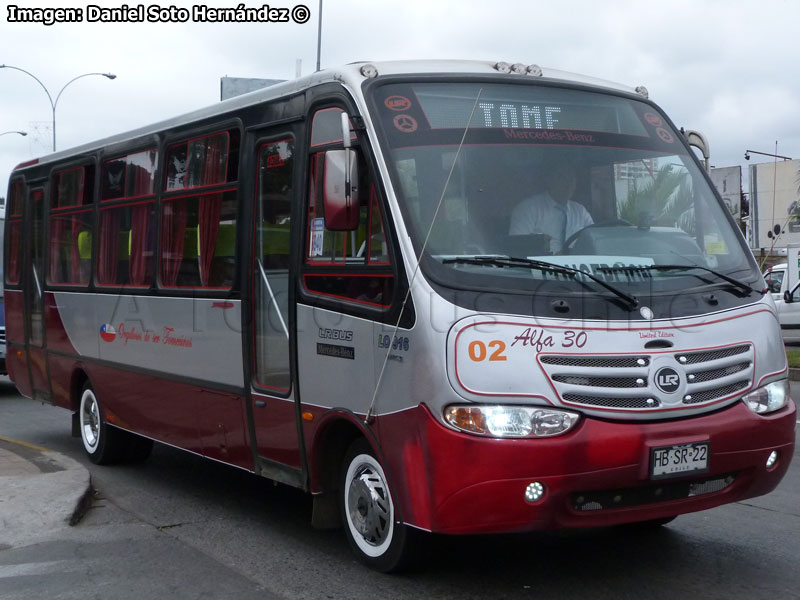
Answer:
[561,219,633,254]
[464,242,487,256]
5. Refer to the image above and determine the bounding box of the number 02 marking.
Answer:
[468,340,508,362]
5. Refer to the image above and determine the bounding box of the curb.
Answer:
[69,481,95,526]
[0,437,93,544]
[789,368,800,382]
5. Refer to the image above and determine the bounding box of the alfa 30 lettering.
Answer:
[510,327,588,351]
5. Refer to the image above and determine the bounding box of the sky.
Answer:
[2,0,800,199]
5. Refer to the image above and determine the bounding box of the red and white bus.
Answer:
[4,60,795,571]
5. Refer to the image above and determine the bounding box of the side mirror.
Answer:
[323,149,359,230]
[785,284,800,304]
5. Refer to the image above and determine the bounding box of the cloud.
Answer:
[2,0,800,196]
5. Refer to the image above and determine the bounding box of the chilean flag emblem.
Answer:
[99,324,117,343]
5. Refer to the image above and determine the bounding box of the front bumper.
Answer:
[377,400,796,534]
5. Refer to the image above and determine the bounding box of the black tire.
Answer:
[340,438,417,572]
[78,382,127,465]
[123,434,154,464]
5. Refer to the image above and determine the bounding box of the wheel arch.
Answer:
[69,366,91,412]
[308,410,378,529]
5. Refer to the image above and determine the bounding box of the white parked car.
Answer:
[764,263,800,343]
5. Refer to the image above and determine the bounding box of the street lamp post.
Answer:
[316,0,323,72]
[744,149,793,161]
[0,131,28,138]
[743,143,795,266]
[0,65,116,152]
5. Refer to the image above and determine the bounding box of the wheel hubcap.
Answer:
[347,464,391,547]
[81,394,100,449]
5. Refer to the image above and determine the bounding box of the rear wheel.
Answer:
[340,439,416,572]
[78,383,127,465]
[124,434,154,463]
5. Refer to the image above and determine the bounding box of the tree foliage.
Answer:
[617,164,693,228]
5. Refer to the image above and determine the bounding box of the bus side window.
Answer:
[98,149,158,287]
[5,180,25,285]
[49,165,94,286]
[159,130,240,289]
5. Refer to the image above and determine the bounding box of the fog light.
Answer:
[524,482,545,503]
[766,451,779,469]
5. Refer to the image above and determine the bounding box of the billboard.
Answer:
[220,77,285,101]
[749,159,800,250]
[709,166,741,218]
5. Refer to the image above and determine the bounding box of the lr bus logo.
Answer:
[655,367,681,393]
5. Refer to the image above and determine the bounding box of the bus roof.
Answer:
[11,59,644,174]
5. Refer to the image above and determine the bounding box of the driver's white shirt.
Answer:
[509,191,593,253]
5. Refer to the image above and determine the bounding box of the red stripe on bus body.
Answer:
[211,301,235,309]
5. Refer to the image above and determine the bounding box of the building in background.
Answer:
[220,77,285,101]
[748,158,800,256]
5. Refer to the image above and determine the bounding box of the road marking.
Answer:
[0,560,75,578]
[0,435,52,453]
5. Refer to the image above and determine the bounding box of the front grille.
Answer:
[540,355,649,368]
[573,473,737,511]
[552,375,647,388]
[683,380,750,404]
[689,361,750,383]
[676,345,750,365]
[541,343,754,413]
[562,394,659,409]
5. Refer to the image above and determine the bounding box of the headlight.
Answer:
[743,379,790,415]
[444,405,580,438]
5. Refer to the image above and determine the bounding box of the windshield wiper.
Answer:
[599,263,763,296]
[442,255,639,309]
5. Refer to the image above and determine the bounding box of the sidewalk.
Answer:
[0,435,92,546]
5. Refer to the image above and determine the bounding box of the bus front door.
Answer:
[23,187,50,402]
[249,132,303,485]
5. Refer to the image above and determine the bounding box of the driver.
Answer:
[509,160,593,253]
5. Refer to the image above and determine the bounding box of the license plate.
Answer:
[650,442,709,480]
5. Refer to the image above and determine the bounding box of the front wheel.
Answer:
[340,439,417,572]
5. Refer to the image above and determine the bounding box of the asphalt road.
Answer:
[0,377,798,600]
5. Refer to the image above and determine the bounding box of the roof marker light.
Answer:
[494,62,512,74]
[526,64,543,77]
[510,63,527,74]
[360,64,379,78]
[635,85,649,99]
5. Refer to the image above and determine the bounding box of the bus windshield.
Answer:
[370,81,758,305]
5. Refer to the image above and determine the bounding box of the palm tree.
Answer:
[617,164,693,229]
